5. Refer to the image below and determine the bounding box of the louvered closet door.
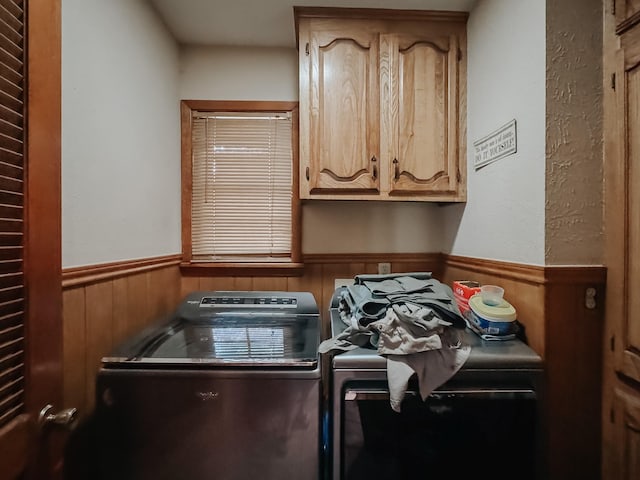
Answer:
[0,0,29,477]
[0,0,63,478]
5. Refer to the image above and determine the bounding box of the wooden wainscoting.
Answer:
[544,267,607,480]
[441,254,607,480]
[61,252,440,417]
[441,255,547,356]
[61,251,606,480]
[62,254,182,416]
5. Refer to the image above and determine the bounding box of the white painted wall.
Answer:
[302,201,443,254]
[63,1,600,266]
[179,46,444,254]
[179,46,298,101]
[442,0,546,265]
[62,0,181,268]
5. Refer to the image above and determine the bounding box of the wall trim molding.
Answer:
[444,254,606,285]
[444,254,546,284]
[62,254,182,289]
[62,252,606,289]
[544,265,607,284]
[302,252,444,264]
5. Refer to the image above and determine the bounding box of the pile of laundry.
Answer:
[319,272,471,412]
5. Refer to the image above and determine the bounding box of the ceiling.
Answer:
[149,0,478,47]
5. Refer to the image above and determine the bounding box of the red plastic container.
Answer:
[452,280,481,319]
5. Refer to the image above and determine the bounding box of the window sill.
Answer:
[180,262,305,277]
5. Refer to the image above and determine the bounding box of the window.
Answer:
[181,101,301,274]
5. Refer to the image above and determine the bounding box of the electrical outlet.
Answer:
[378,262,391,275]
[585,287,597,309]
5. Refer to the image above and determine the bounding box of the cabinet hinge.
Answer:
[305,42,309,56]
[610,335,615,351]
[610,406,615,423]
[611,72,616,91]
[456,168,461,182]
[612,0,616,16]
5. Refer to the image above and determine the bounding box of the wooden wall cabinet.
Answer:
[295,8,467,202]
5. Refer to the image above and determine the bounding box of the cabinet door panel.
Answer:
[627,62,640,376]
[307,30,379,194]
[612,389,640,480]
[618,27,640,382]
[606,13,640,480]
[616,0,640,30]
[387,35,459,195]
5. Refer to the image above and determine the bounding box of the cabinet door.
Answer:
[615,0,640,31]
[610,389,640,480]
[604,13,640,480]
[382,33,460,196]
[615,26,640,384]
[301,23,380,195]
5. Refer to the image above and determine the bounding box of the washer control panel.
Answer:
[200,296,297,308]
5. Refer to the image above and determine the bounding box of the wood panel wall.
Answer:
[62,255,182,417]
[61,252,440,418]
[61,252,606,480]
[442,255,546,355]
[441,255,606,480]
[543,268,606,480]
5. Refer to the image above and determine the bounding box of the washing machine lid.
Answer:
[137,314,319,367]
[104,291,320,368]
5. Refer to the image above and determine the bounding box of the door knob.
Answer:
[38,404,78,430]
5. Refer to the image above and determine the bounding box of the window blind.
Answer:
[191,111,293,262]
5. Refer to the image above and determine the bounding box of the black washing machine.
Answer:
[93,291,322,480]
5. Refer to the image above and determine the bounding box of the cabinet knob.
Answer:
[393,158,399,181]
[371,156,377,180]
